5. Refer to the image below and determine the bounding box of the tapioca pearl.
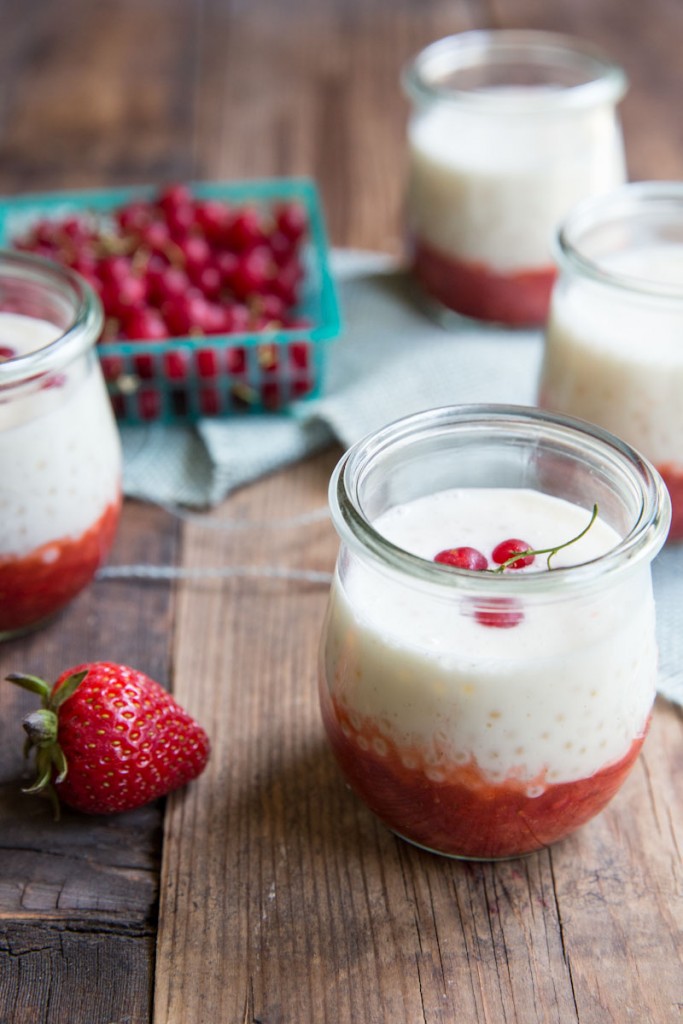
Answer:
[425,767,445,783]
[340,721,352,739]
[401,753,419,770]
[357,734,370,752]
[453,750,470,765]
[372,737,388,757]
[526,784,545,799]
[424,748,446,767]
[349,711,362,731]
[41,546,59,565]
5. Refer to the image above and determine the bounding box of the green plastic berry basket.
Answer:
[0,178,341,423]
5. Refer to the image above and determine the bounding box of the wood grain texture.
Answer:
[0,502,178,1023]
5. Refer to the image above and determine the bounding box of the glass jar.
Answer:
[319,405,670,860]
[403,30,627,327]
[0,250,122,640]
[540,182,683,541]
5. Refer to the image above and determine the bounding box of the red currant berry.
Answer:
[434,547,489,571]
[226,346,247,374]
[123,307,168,341]
[146,265,190,305]
[98,254,134,284]
[274,201,308,242]
[491,538,535,570]
[226,207,265,251]
[157,183,194,214]
[230,247,273,300]
[474,598,524,630]
[194,199,230,241]
[223,303,251,333]
[163,350,190,380]
[136,219,172,254]
[138,388,162,421]
[199,386,221,416]
[116,201,154,234]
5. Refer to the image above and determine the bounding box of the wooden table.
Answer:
[1,2,682,1021]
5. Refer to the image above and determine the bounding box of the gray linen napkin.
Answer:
[119,250,682,705]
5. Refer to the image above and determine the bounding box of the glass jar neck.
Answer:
[556,181,683,301]
[330,405,669,594]
[0,250,103,386]
[403,30,627,114]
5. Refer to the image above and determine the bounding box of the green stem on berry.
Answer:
[5,669,88,821]
[493,503,599,573]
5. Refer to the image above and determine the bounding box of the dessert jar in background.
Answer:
[540,182,683,540]
[403,31,627,327]
[0,251,122,640]
[319,405,670,860]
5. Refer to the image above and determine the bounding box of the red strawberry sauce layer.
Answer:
[412,236,557,328]
[657,463,683,541]
[0,496,121,634]
[321,691,646,860]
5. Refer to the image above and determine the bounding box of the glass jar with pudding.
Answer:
[319,405,670,860]
[403,31,627,327]
[540,182,683,540]
[0,250,122,640]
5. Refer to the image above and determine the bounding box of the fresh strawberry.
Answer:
[7,662,210,816]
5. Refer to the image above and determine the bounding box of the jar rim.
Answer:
[330,404,670,593]
[0,249,103,385]
[555,181,683,300]
[402,30,627,112]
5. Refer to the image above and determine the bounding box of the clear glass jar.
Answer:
[540,181,683,541]
[319,405,670,860]
[403,30,627,327]
[0,250,122,640]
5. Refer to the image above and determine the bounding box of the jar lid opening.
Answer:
[403,30,627,112]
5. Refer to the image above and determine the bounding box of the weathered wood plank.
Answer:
[0,923,154,1024]
[0,500,178,1022]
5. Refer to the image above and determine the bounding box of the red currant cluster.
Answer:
[433,537,534,629]
[13,185,316,419]
[14,184,309,342]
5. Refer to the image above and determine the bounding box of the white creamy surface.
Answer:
[0,312,122,556]
[407,98,625,269]
[542,245,683,465]
[325,488,656,787]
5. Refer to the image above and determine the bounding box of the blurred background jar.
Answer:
[539,182,683,541]
[403,30,628,328]
[0,251,122,640]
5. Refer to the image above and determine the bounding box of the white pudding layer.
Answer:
[324,487,655,788]
[0,312,122,557]
[407,97,626,270]
[541,244,683,466]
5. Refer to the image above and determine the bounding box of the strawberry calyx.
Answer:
[6,669,88,819]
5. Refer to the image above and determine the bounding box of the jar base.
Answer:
[0,610,60,644]
[390,829,538,863]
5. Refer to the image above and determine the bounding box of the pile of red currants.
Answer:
[13,184,315,419]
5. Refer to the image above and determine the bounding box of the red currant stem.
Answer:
[492,503,599,573]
